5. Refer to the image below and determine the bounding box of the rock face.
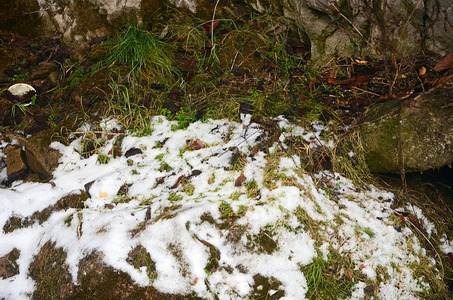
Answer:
[360,87,453,174]
[1,1,451,60]
[246,0,453,60]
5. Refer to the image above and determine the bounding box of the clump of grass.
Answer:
[331,130,370,186]
[96,21,178,84]
[301,248,356,300]
[245,179,260,198]
[102,81,153,136]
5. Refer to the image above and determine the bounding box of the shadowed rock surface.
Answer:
[1,0,452,60]
[360,87,453,174]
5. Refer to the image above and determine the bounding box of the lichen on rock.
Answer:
[360,87,453,174]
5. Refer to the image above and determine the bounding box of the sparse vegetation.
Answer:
[1,2,452,299]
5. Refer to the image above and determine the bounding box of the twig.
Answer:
[397,103,407,196]
[218,129,261,157]
[393,209,445,280]
[413,73,453,101]
[71,131,125,135]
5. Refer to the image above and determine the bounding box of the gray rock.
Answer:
[360,87,453,174]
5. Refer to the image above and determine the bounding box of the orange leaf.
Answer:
[250,142,259,156]
[171,174,185,189]
[235,172,246,186]
[418,66,426,76]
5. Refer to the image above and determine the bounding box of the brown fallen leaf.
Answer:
[160,25,169,38]
[104,203,114,210]
[447,253,453,266]
[181,57,197,72]
[171,174,185,189]
[408,214,421,229]
[327,74,370,88]
[345,269,354,281]
[108,145,121,158]
[202,21,221,34]
[266,24,286,35]
[235,172,246,186]
[190,139,205,150]
[433,52,453,72]
[418,66,426,76]
[250,142,259,156]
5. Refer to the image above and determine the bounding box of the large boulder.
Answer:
[360,87,453,174]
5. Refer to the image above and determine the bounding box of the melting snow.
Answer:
[0,116,447,299]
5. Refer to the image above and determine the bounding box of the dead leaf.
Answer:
[354,59,368,65]
[202,21,221,34]
[327,74,370,88]
[171,174,185,189]
[408,214,421,229]
[235,172,246,186]
[433,52,453,72]
[359,264,366,269]
[104,203,114,209]
[190,139,205,150]
[418,66,426,76]
[250,142,259,156]
[345,269,354,281]
[108,145,121,158]
[160,25,169,38]
[266,25,286,35]
[447,253,453,266]
[52,92,63,102]
[249,21,265,31]
[168,86,181,100]
[181,57,197,72]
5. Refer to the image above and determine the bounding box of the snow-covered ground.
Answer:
[0,115,448,299]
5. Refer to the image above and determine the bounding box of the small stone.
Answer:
[24,129,61,181]
[5,145,28,183]
[0,248,20,279]
[124,147,142,158]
